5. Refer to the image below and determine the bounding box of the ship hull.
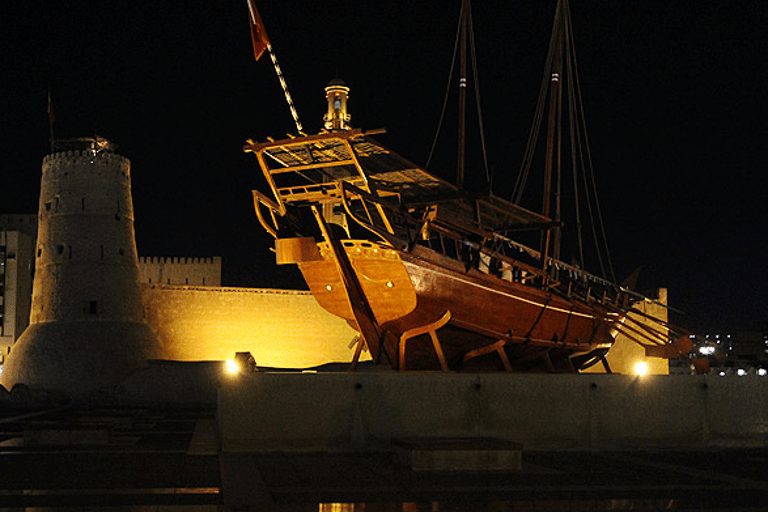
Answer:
[295,239,618,372]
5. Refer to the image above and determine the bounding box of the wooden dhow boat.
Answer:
[245,0,691,372]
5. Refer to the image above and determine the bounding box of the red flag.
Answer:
[246,0,270,61]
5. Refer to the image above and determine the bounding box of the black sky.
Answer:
[1,1,766,333]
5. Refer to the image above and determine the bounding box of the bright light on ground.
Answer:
[225,359,240,374]
[634,361,648,376]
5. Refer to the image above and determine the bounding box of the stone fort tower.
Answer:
[1,140,159,395]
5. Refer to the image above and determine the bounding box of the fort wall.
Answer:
[139,256,221,286]
[0,214,38,237]
[583,288,670,375]
[141,284,363,369]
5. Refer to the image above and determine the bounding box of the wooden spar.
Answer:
[311,206,391,365]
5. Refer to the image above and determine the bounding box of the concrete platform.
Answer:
[2,365,768,510]
[219,371,768,452]
[393,437,523,471]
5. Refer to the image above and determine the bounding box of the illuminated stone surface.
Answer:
[141,284,361,369]
[0,148,160,395]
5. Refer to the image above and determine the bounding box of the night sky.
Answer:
[2,1,766,333]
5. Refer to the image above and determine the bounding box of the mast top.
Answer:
[324,78,351,131]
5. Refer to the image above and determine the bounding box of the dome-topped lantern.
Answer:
[324,78,351,131]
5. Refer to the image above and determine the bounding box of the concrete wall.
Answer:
[142,284,363,369]
[219,372,768,452]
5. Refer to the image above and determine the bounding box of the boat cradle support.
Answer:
[398,310,453,371]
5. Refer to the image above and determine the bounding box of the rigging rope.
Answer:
[468,7,491,185]
[426,0,491,186]
[425,2,462,171]
[511,0,617,283]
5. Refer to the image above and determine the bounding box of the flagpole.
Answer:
[247,0,303,133]
[266,44,303,133]
[47,90,56,153]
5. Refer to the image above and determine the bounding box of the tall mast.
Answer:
[541,0,565,268]
[456,0,469,189]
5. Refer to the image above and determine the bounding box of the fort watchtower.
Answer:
[1,139,159,395]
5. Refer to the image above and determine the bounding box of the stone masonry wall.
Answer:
[141,284,364,369]
[138,256,221,286]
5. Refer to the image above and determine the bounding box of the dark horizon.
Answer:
[2,1,766,334]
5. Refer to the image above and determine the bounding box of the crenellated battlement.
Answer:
[0,214,38,236]
[138,256,222,286]
[43,150,130,168]
[139,256,221,265]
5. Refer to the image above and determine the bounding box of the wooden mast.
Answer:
[541,0,566,275]
[456,0,469,189]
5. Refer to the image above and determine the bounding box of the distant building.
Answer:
[0,214,37,365]
[670,330,768,375]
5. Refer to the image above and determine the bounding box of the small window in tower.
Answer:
[83,300,98,315]
[119,248,125,256]
[7,252,15,260]
[185,278,189,284]
[45,202,52,211]
[167,278,171,284]
[334,98,341,111]
[37,248,42,258]
[57,245,65,255]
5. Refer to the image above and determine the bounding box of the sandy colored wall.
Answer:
[138,256,221,286]
[583,288,670,375]
[141,284,364,369]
